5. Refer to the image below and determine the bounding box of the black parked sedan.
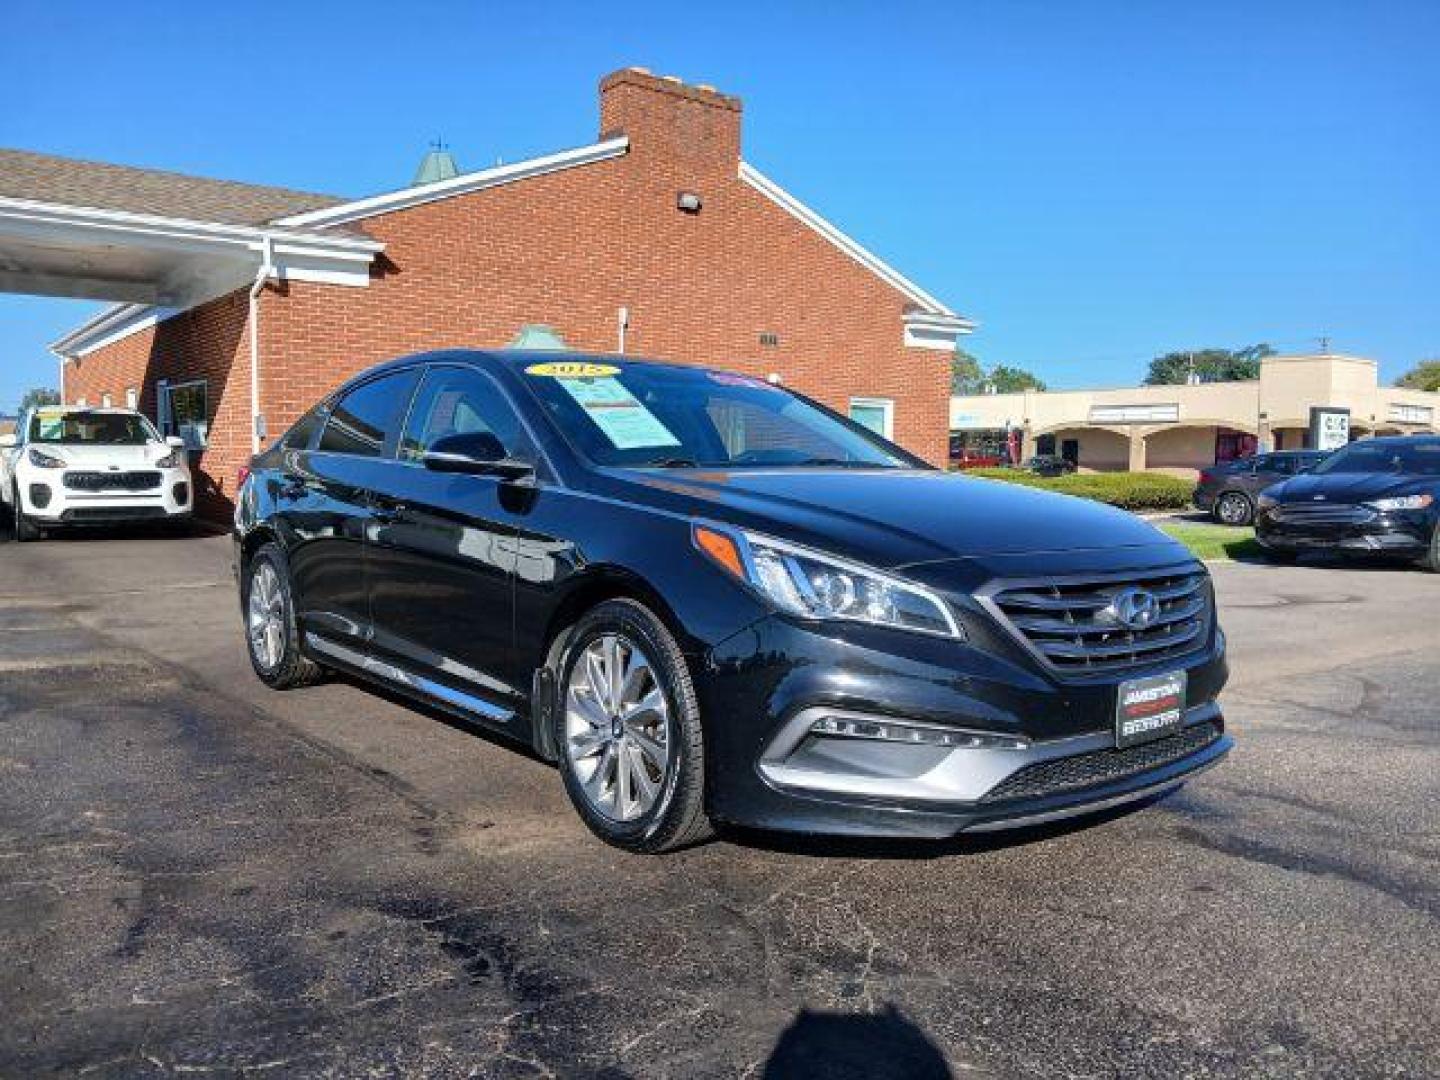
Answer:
[1193,450,1327,525]
[1255,435,1440,569]
[234,351,1230,852]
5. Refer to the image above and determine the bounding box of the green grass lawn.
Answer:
[1159,522,1263,561]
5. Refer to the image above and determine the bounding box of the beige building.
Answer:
[949,354,1440,475]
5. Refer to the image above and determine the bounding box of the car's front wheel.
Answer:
[555,599,711,853]
[243,543,324,689]
[10,484,40,542]
[1419,526,1440,573]
[1214,491,1254,526]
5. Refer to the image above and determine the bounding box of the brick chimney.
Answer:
[599,68,742,174]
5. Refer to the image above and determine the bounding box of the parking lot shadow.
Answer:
[763,1004,952,1079]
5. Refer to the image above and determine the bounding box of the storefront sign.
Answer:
[1309,406,1350,451]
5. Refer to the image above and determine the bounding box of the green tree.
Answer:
[1143,344,1275,385]
[987,364,1047,393]
[1396,359,1440,392]
[16,387,59,415]
[950,347,985,394]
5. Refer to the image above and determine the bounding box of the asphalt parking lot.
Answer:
[1,527,1436,1078]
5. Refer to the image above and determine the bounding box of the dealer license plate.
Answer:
[1115,671,1187,748]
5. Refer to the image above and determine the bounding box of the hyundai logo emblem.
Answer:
[1105,587,1160,630]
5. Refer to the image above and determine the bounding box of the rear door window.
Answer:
[319,370,419,458]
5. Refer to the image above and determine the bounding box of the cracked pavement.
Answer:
[0,528,1436,1077]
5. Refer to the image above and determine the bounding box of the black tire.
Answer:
[1213,490,1254,527]
[1419,527,1440,573]
[11,485,40,542]
[242,542,324,689]
[553,598,711,854]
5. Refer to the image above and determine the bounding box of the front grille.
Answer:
[1271,503,1374,526]
[63,470,162,492]
[59,507,168,522]
[981,721,1222,803]
[987,568,1210,675]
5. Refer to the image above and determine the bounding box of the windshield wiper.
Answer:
[640,456,700,468]
[792,457,899,469]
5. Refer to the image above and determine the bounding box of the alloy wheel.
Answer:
[247,562,286,670]
[1218,493,1250,525]
[564,633,671,822]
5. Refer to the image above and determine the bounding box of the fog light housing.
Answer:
[28,483,51,509]
[172,481,190,505]
[808,714,1026,750]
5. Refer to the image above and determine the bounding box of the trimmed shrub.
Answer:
[958,468,1193,511]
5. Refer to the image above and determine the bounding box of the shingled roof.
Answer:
[0,148,343,226]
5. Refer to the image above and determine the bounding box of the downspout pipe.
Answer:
[50,348,67,404]
[247,236,275,455]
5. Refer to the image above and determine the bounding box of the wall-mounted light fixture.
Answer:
[677,191,702,214]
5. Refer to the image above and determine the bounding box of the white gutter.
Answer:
[247,236,275,455]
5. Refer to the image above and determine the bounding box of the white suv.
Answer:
[0,406,193,541]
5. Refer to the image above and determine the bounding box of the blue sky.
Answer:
[2,0,1436,410]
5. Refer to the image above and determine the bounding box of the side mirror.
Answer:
[422,431,534,482]
[0,434,16,448]
[165,435,186,449]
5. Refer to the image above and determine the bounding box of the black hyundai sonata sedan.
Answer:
[234,351,1230,852]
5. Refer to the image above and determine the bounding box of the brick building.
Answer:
[52,69,971,518]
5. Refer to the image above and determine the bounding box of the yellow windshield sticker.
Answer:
[525,361,621,378]
[36,407,66,417]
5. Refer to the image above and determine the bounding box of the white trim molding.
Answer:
[739,161,973,332]
[903,310,972,351]
[0,195,381,264]
[53,303,175,357]
[276,137,631,229]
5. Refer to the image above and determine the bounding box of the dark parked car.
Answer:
[1255,435,1440,569]
[1025,454,1076,477]
[234,351,1230,852]
[1193,450,1327,525]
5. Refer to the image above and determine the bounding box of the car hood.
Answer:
[28,443,172,467]
[596,468,1184,569]
[1272,471,1434,504]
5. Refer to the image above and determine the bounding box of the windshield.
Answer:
[518,361,916,469]
[28,410,159,446]
[1310,440,1440,477]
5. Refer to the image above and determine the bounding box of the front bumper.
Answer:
[698,612,1230,839]
[1255,506,1433,555]
[17,469,192,524]
[1192,486,1216,511]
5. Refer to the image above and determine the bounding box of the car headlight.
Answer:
[1366,494,1433,512]
[1256,492,1278,510]
[27,447,65,469]
[155,450,183,468]
[693,525,963,639]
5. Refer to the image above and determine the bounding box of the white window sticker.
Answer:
[557,376,680,450]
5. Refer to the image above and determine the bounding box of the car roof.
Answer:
[328,349,761,397]
[1351,434,1440,447]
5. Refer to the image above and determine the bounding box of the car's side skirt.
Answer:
[304,631,520,731]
